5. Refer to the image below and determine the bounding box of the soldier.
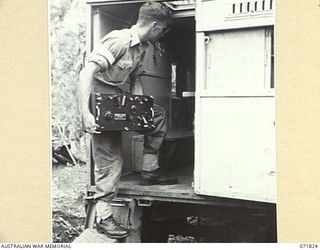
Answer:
[79,2,176,239]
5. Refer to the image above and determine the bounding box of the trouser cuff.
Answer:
[96,200,113,220]
[142,153,159,171]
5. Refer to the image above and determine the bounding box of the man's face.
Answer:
[148,22,169,43]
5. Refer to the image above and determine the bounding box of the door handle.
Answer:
[204,35,210,44]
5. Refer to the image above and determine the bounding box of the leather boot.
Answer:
[140,168,178,186]
[96,216,130,239]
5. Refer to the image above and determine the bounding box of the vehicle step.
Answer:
[73,229,117,243]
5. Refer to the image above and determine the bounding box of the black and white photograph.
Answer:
[50,0,277,243]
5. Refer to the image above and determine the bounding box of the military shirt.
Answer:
[88,26,149,86]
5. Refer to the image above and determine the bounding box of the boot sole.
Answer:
[96,226,130,239]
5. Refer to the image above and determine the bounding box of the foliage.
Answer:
[53,211,85,243]
[50,0,87,160]
[52,164,87,242]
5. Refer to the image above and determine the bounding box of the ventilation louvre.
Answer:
[231,0,274,15]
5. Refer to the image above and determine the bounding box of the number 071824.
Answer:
[300,244,318,249]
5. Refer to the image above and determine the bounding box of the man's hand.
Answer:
[131,78,144,95]
[79,62,103,134]
[82,112,101,134]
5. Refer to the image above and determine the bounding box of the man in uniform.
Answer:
[79,2,177,239]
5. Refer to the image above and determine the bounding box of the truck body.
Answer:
[77,0,277,243]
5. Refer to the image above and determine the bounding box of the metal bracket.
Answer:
[111,198,136,229]
[137,199,152,207]
[84,197,137,229]
[84,198,96,229]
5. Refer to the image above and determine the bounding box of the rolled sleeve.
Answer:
[88,53,112,70]
[88,31,127,71]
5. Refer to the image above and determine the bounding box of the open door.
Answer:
[194,0,276,203]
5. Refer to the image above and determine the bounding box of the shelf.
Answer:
[182,91,195,97]
[165,129,194,141]
[171,92,195,99]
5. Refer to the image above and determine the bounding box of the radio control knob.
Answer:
[131,105,136,112]
[127,115,134,122]
[116,96,122,106]
[104,111,113,120]
[134,96,142,102]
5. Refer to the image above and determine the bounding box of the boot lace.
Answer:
[108,216,124,227]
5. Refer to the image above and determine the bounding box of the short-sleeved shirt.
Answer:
[88,26,149,86]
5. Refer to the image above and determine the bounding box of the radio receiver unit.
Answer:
[92,93,155,131]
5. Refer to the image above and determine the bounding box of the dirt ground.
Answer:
[52,163,87,243]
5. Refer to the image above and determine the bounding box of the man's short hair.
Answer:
[138,1,172,25]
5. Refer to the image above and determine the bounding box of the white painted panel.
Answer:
[196,0,275,32]
[205,29,267,92]
[194,97,276,203]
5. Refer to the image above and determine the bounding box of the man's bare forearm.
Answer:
[78,62,104,133]
[79,63,101,115]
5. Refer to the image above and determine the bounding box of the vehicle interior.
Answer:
[87,1,197,202]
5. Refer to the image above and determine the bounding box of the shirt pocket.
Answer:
[111,58,134,83]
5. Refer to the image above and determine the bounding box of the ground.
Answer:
[52,163,87,243]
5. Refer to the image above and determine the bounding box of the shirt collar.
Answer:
[130,25,142,47]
